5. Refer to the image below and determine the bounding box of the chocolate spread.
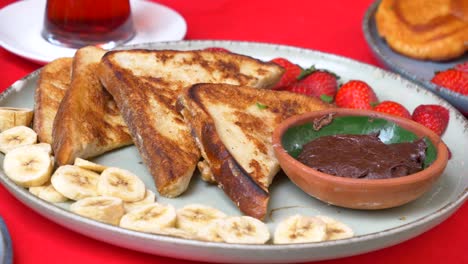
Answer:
[297,134,427,179]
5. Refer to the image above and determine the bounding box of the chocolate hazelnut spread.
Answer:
[297,134,427,179]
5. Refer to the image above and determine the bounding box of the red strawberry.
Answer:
[286,71,338,102]
[203,47,230,53]
[335,80,378,109]
[431,69,468,95]
[270,57,302,90]
[412,104,449,136]
[454,61,468,73]
[373,101,411,119]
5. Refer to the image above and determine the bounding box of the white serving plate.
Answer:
[0,40,466,264]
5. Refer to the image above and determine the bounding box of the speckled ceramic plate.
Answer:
[362,0,468,115]
[0,217,13,264]
[0,41,466,264]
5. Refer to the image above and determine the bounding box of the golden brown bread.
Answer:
[177,83,331,219]
[52,46,132,165]
[33,57,72,144]
[375,0,468,60]
[98,49,284,198]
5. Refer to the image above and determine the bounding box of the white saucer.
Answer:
[0,0,187,64]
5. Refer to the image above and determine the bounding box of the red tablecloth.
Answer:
[0,0,467,263]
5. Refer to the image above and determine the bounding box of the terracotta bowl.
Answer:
[272,108,449,210]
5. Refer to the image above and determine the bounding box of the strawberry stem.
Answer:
[320,94,333,103]
[297,65,316,80]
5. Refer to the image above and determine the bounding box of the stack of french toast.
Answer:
[34,46,330,220]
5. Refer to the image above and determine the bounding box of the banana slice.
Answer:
[153,227,202,240]
[74,158,107,173]
[123,189,156,213]
[119,203,177,233]
[176,204,226,234]
[97,167,146,202]
[70,196,125,225]
[29,185,42,196]
[316,215,354,240]
[51,165,100,200]
[0,107,33,132]
[196,219,225,242]
[273,215,327,244]
[216,216,270,244]
[0,126,37,153]
[15,143,52,155]
[29,183,68,203]
[3,146,53,187]
[32,143,53,154]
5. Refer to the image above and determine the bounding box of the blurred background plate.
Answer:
[0,217,13,264]
[362,0,468,115]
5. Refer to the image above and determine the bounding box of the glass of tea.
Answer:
[41,0,135,49]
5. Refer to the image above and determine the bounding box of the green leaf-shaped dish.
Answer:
[282,115,437,168]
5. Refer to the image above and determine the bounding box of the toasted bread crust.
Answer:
[98,49,284,197]
[178,83,331,219]
[33,57,73,144]
[52,46,132,165]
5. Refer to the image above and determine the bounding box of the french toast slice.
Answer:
[177,83,331,219]
[52,46,132,165]
[98,49,284,197]
[33,57,73,144]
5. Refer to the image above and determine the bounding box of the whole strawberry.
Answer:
[270,58,302,90]
[286,70,338,102]
[431,69,468,95]
[203,47,230,53]
[374,101,411,119]
[412,104,449,136]
[454,61,468,73]
[335,80,378,109]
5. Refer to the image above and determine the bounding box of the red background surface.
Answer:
[0,0,467,263]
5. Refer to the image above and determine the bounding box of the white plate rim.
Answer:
[0,40,466,263]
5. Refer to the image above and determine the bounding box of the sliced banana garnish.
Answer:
[119,203,177,233]
[316,215,354,240]
[196,219,225,242]
[70,196,125,225]
[123,189,156,213]
[74,158,107,173]
[273,215,327,244]
[0,126,37,153]
[216,216,270,244]
[153,227,201,240]
[0,107,34,132]
[29,183,68,203]
[3,146,53,187]
[51,165,100,200]
[176,203,226,234]
[32,143,53,154]
[97,167,146,202]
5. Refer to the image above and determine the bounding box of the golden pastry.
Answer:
[375,0,468,61]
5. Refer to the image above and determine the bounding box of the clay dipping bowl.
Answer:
[272,108,449,210]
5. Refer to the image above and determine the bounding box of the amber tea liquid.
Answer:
[42,0,135,49]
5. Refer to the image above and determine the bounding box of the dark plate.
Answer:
[362,0,468,115]
[0,217,13,264]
